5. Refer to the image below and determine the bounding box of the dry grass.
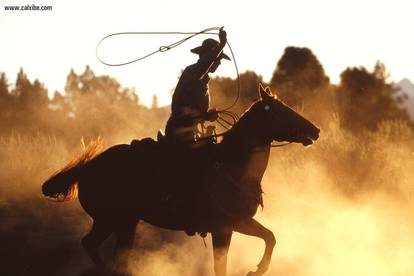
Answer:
[0,119,413,275]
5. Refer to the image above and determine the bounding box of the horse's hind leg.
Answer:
[81,219,113,267]
[113,219,138,274]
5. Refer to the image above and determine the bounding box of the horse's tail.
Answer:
[42,138,103,202]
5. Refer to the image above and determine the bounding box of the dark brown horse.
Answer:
[42,85,319,276]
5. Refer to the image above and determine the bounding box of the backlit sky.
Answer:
[1,0,413,106]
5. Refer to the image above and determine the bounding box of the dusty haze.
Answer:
[1,116,413,276]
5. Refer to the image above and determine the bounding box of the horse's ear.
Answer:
[265,86,278,99]
[259,83,265,95]
[259,83,273,101]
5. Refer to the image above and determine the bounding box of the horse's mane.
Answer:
[221,99,263,142]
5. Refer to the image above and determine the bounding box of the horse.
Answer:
[42,84,320,276]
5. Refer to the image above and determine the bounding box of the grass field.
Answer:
[0,119,413,276]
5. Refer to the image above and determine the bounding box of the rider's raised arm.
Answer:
[193,28,227,80]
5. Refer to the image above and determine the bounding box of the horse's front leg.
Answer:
[212,230,233,276]
[234,218,276,276]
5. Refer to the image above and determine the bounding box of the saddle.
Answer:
[129,131,217,183]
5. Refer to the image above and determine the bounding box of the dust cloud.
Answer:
[1,119,414,276]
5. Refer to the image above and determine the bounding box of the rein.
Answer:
[198,116,293,149]
[216,110,239,130]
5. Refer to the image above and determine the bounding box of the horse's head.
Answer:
[252,84,320,146]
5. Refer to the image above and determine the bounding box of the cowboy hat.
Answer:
[190,38,231,60]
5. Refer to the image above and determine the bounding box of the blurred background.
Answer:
[1,0,414,275]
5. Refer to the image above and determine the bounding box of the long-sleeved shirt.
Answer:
[171,40,226,118]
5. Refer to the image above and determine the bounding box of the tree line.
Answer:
[0,46,412,146]
[0,66,168,146]
[211,46,411,133]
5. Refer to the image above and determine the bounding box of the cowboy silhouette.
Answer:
[165,27,230,144]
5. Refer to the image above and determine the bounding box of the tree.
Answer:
[269,47,334,125]
[0,73,11,133]
[336,62,411,132]
[0,72,8,97]
[4,69,51,134]
[12,68,31,98]
[62,66,155,142]
[12,68,49,110]
[270,47,330,106]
